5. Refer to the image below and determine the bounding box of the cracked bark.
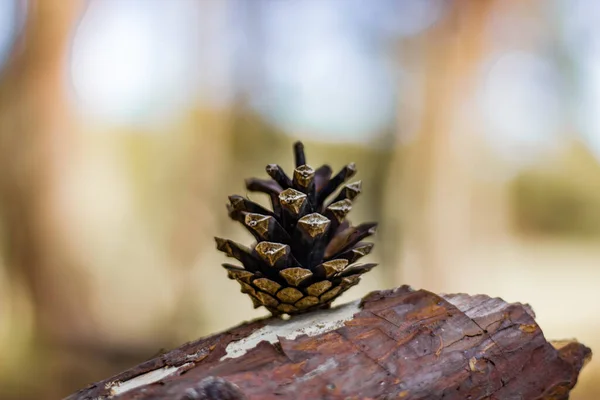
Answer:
[66,286,591,400]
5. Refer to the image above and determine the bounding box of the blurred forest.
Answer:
[0,0,599,399]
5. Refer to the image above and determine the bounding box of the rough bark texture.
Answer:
[66,286,591,400]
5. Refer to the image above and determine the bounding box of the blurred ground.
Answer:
[0,0,599,399]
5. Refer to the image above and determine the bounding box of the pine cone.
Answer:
[215,142,377,316]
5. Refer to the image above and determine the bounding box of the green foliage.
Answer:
[511,140,600,237]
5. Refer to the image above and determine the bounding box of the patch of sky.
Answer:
[0,0,26,69]
[69,0,204,127]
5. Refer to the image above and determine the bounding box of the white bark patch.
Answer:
[221,300,362,360]
[108,363,193,396]
[295,357,338,383]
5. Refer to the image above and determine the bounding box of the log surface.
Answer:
[66,286,591,400]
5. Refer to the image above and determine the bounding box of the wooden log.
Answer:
[65,286,591,400]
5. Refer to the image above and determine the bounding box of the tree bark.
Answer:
[66,286,590,400]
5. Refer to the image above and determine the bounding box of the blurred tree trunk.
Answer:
[385,0,498,292]
[0,0,88,397]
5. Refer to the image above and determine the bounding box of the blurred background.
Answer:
[0,0,599,398]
